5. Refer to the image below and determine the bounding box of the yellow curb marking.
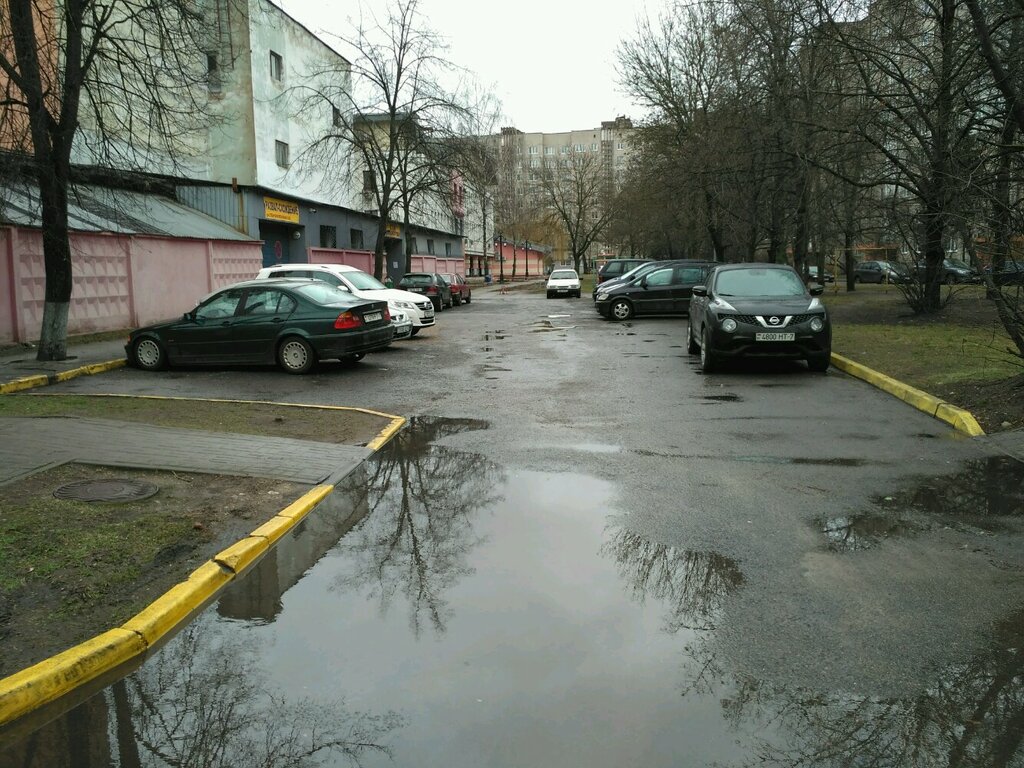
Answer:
[121,562,233,647]
[0,629,146,725]
[830,353,985,436]
[0,359,125,394]
[367,416,407,451]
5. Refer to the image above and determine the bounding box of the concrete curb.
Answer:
[830,353,985,437]
[0,399,408,728]
[0,359,125,394]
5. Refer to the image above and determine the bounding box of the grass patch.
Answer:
[831,323,1020,391]
[0,394,392,444]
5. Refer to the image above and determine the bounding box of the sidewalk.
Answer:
[0,337,128,391]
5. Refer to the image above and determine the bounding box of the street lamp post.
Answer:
[525,239,530,279]
[497,233,505,283]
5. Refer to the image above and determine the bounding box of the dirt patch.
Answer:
[0,463,304,678]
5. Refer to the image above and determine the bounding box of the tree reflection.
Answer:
[602,527,745,633]
[330,417,503,636]
[1,620,402,767]
[719,609,1024,767]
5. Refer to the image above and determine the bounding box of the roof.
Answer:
[0,183,256,242]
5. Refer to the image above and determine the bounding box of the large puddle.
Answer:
[5,425,1024,766]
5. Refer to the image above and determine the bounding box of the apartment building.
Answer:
[492,117,634,267]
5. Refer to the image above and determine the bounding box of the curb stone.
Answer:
[830,352,985,436]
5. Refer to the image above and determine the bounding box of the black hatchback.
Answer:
[688,263,831,372]
[398,273,452,311]
[595,262,713,320]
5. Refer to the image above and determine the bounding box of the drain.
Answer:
[54,479,159,503]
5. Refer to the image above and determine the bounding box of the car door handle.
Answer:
[271,317,284,323]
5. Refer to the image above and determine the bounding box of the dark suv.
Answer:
[595,261,713,320]
[597,259,652,284]
[688,263,831,373]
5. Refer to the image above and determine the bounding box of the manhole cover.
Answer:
[53,479,159,503]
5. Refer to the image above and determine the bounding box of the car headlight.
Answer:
[394,300,414,309]
[810,317,824,332]
[722,318,737,333]
[597,292,609,301]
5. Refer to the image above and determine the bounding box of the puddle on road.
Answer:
[10,437,1024,766]
[702,394,742,402]
[816,456,1024,550]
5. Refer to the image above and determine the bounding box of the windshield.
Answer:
[344,270,387,290]
[715,268,807,297]
[550,270,578,280]
[292,282,356,305]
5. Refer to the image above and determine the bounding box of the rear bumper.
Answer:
[309,325,395,359]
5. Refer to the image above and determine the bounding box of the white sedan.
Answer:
[546,268,581,299]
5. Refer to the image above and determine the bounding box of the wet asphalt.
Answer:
[4,287,1024,766]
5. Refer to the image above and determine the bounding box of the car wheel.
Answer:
[465,292,471,304]
[277,336,316,375]
[453,294,462,306]
[410,327,420,337]
[700,327,717,373]
[687,323,700,355]
[808,352,830,373]
[610,298,633,321]
[434,299,442,312]
[132,337,166,371]
[446,296,453,308]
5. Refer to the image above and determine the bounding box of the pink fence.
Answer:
[1,226,262,344]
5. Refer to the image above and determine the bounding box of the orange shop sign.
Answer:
[264,196,300,223]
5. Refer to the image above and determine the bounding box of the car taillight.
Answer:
[383,308,391,323]
[426,286,437,294]
[334,311,363,330]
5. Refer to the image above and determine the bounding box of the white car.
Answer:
[255,263,435,336]
[391,310,413,340]
[546,268,581,299]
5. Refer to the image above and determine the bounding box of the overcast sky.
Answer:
[274,0,663,134]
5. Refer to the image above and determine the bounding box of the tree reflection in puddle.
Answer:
[329,416,504,636]
[605,529,1024,766]
[1,618,403,767]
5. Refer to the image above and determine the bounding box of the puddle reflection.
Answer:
[1,620,403,767]
[328,417,502,635]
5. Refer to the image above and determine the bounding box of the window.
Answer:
[270,51,283,81]
[616,141,624,150]
[574,143,584,152]
[332,107,342,128]
[591,142,599,151]
[528,145,538,154]
[242,289,293,316]
[560,146,569,154]
[350,228,364,249]
[445,242,452,256]
[530,159,539,168]
[196,289,243,320]
[275,140,289,167]
[363,170,376,193]
[646,268,673,286]
[319,225,337,249]
[427,239,435,255]
[206,53,220,91]
[409,236,418,253]
[544,146,554,155]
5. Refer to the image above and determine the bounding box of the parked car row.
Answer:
[126,264,473,375]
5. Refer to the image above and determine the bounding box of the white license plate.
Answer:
[364,311,382,322]
[423,308,434,317]
[755,332,795,341]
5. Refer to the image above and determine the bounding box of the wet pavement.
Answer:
[4,288,1024,766]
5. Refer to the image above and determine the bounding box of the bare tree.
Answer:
[0,0,223,360]
[293,0,467,280]
[538,148,617,274]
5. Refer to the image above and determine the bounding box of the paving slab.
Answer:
[0,416,371,486]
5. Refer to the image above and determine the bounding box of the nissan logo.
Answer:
[768,316,781,326]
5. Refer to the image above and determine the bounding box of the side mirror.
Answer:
[639,276,649,288]
[809,284,824,296]
[692,285,708,297]
[184,310,196,321]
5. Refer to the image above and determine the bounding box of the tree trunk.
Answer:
[36,171,73,361]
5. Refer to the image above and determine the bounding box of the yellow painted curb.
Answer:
[121,562,233,647]
[367,416,407,451]
[831,353,985,436]
[0,359,125,395]
[0,629,145,724]
[275,484,334,520]
[215,536,270,575]
[0,375,49,394]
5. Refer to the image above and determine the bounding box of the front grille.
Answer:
[733,314,818,327]
[416,300,432,311]
[734,315,758,325]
